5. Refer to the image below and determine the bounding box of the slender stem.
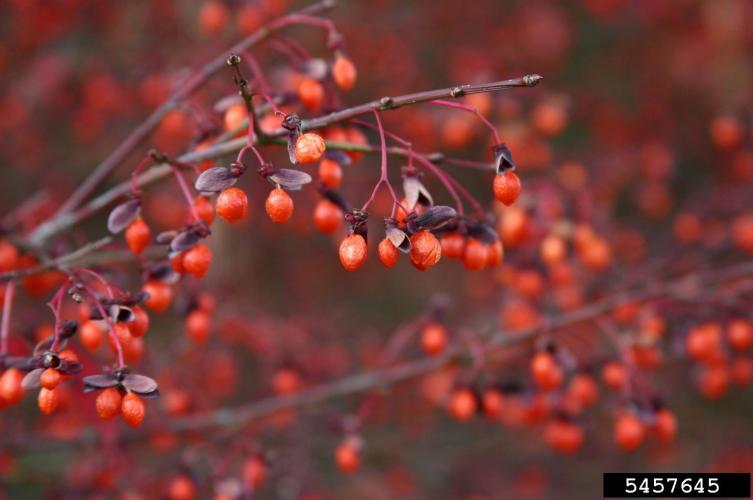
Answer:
[360,112,396,211]
[0,237,113,282]
[431,99,501,145]
[170,166,201,223]
[0,281,15,354]
[80,281,124,368]
[48,285,67,352]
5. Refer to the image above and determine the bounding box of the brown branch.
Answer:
[49,0,337,219]
[28,74,539,245]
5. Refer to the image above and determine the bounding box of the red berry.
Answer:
[125,218,151,255]
[485,240,504,267]
[482,388,503,420]
[198,0,229,35]
[653,409,677,443]
[614,413,645,452]
[335,440,361,474]
[273,368,301,395]
[447,388,477,422]
[142,280,173,312]
[440,232,465,259]
[121,392,145,427]
[531,351,563,391]
[183,244,212,278]
[318,158,342,188]
[377,238,399,268]
[96,387,122,419]
[545,419,583,454]
[265,188,294,223]
[409,230,441,271]
[421,323,447,356]
[297,77,324,111]
[567,373,599,409]
[0,240,19,273]
[313,199,342,235]
[242,456,266,488]
[339,234,368,271]
[728,319,753,351]
[462,238,487,271]
[493,170,522,205]
[295,133,326,164]
[130,306,150,337]
[601,361,627,391]
[167,475,196,500]
[0,368,24,405]
[332,54,357,90]
[186,309,211,344]
[40,368,61,390]
[193,196,214,225]
[80,320,104,351]
[216,187,248,223]
[37,387,60,415]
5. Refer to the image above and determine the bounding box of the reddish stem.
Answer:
[431,99,501,145]
[0,281,15,354]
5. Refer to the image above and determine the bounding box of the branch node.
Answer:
[523,74,543,87]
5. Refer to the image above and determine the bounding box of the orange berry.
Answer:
[318,158,342,188]
[440,232,465,259]
[121,392,145,427]
[108,323,133,352]
[80,320,104,351]
[335,440,360,474]
[731,357,753,386]
[332,55,357,90]
[198,0,229,35]
[0,368,24,404]
[531,101,567,136]
[540,234,566,264]
[40,368,61,390]
[193,196,214,225]
[265,188,294,223]
[37,387,60,415]
[297,77,324,111]
[493,170,522,206]
[125,218,151,255]
[195,140,215,172]
[242,456,266,488]
[130,306,150,338]
[567,373,599,409]
[601,361,627,390]
[224,103,247,136]
[710,114,742,149]
[531,351,563,391]
[462,238,488,271]
[313,199,342,235]
[339,234,367,271]
[421,323,447,356]
[653,409,677,443]
[171,252,186,274]
[614,413,645,452]
[731,213,753,254]
[698,365,729,399]
[447,388,477,422]
[142,280,173,312]
[183,244,212,278]
[216,187,248,223]
[344,127,368,162]
[273,368,301,395]
[485,240,504,267]
[0,240,19,273]
[96,387,122,419]
[686,323,721,362]
[482,388,503,420]
[168,475,196,500]
[294,133,326,164]
[545,419,583,454]
[409,230,441,271]
[186,309,211,344]
[377,238,399,269]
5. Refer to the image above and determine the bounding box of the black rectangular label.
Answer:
[603,473,751,498]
